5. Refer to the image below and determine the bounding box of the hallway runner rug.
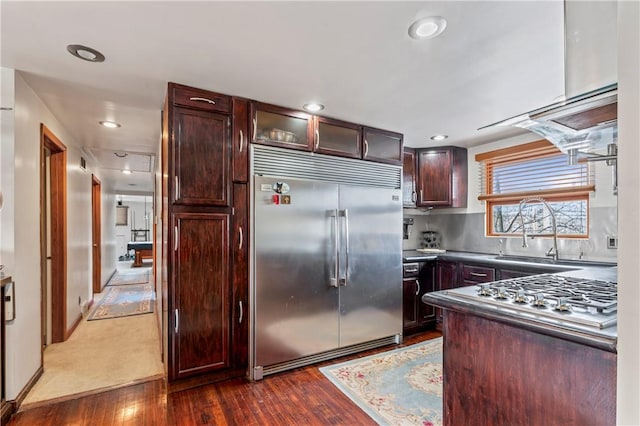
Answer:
[319,338,443,426]
[107,270,150,286]
[87,283,154,321]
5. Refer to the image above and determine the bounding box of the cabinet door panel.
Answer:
[172,213,230,379]
[232,99,249,183]
[417,263,436,324]
[403,148,417,207]
[363,128,403,165]
[231,184,249,370]
[315,117,361,158]
[435,261,458,323]
[418,150,451,206]
[252,103,313,151]
[173,108,229,206]
[403,278,419,329]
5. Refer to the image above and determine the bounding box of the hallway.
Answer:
[21,262,163,407]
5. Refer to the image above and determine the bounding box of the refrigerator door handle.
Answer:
[339,209,350,286]
[329,209,339,288]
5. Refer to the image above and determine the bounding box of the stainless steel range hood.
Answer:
[481,1,617,154]
[481,84,617,154]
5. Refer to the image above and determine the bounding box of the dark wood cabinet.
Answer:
[435,261,458,324]
[441,310,615,426]
[171,213,231,379]
[163,82,249,389]
[497,268,537,280]
[363,127,403,165]
[403,278,420,330]
[171,83,230,114]
[250,101,402,164]
[251,102,314,151]
[461,264,495,286]
[314,116,362,159]
[172,107,230,206]
[416,146,467,208]
[404,262,436,335]
[403,148,417,207]
[231,184,249,370]
[232,98,249,183]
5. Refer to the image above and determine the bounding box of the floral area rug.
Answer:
[319,338,443,426]
[107,269,149,286]
[87,283,154,321]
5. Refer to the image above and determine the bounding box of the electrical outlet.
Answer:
[606,235,618,249]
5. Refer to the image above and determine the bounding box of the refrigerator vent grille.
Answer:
[252,145,401,189]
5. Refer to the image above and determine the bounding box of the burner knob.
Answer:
[555,297,572,311]
[495,287,509,299]
[514,290,528,304]
[532,293,547,307]
[478,283,492,296]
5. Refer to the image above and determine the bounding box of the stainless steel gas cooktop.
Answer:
[452,274,617,329]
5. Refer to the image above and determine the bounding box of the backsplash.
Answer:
[403,207,617,263]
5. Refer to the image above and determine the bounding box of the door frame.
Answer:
[92,175,102,294]
[40,124,67,344]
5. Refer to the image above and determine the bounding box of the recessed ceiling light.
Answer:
[99,120,121,128]
[303,103,325,113]
[122,170,132,175]
[430,134,449,141]
[114,152,128,158]
[66,44,105,63]
[408,16,447,40]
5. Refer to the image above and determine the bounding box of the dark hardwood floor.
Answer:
[9,331,441,426]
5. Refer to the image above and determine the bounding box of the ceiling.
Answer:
[1,1,566,193]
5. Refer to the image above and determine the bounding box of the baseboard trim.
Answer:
[13,364,44,409]
[104,268,117,290]
[17,374,165,412]
[1,400,15,425]
[65,313,82,340]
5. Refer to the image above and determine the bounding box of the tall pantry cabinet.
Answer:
[161,83,249,388]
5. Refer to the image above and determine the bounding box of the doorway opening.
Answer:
[40,124,67,346]
[92,175,102,294]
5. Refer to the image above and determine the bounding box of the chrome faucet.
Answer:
[518,197,558,262]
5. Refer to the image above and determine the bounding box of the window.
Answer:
[476,140,594,237]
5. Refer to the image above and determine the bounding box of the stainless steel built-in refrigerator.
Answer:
[251,145,402,378]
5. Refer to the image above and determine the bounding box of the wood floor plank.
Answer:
[9,331,440,426]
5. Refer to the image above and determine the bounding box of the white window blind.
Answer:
[477,141,595,202]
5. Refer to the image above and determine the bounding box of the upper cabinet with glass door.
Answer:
[250,101,403,165]
[314,116,362,159]
[251,103,314,151]
[363,127,403,165]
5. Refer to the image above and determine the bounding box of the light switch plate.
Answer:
[606,235,618,249]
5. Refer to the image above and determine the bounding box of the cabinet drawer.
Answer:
[462,264,495,284]
[172,84,230,114]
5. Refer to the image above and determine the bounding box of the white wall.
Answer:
[2,71,116,400]
[101,190,118,285]
[616,0,640,423]
[1,68,16,280]
[65,141,92,324]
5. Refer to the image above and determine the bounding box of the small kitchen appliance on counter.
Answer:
[420,230,441,249]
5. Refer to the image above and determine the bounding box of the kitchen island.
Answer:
[423,267,617,426]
